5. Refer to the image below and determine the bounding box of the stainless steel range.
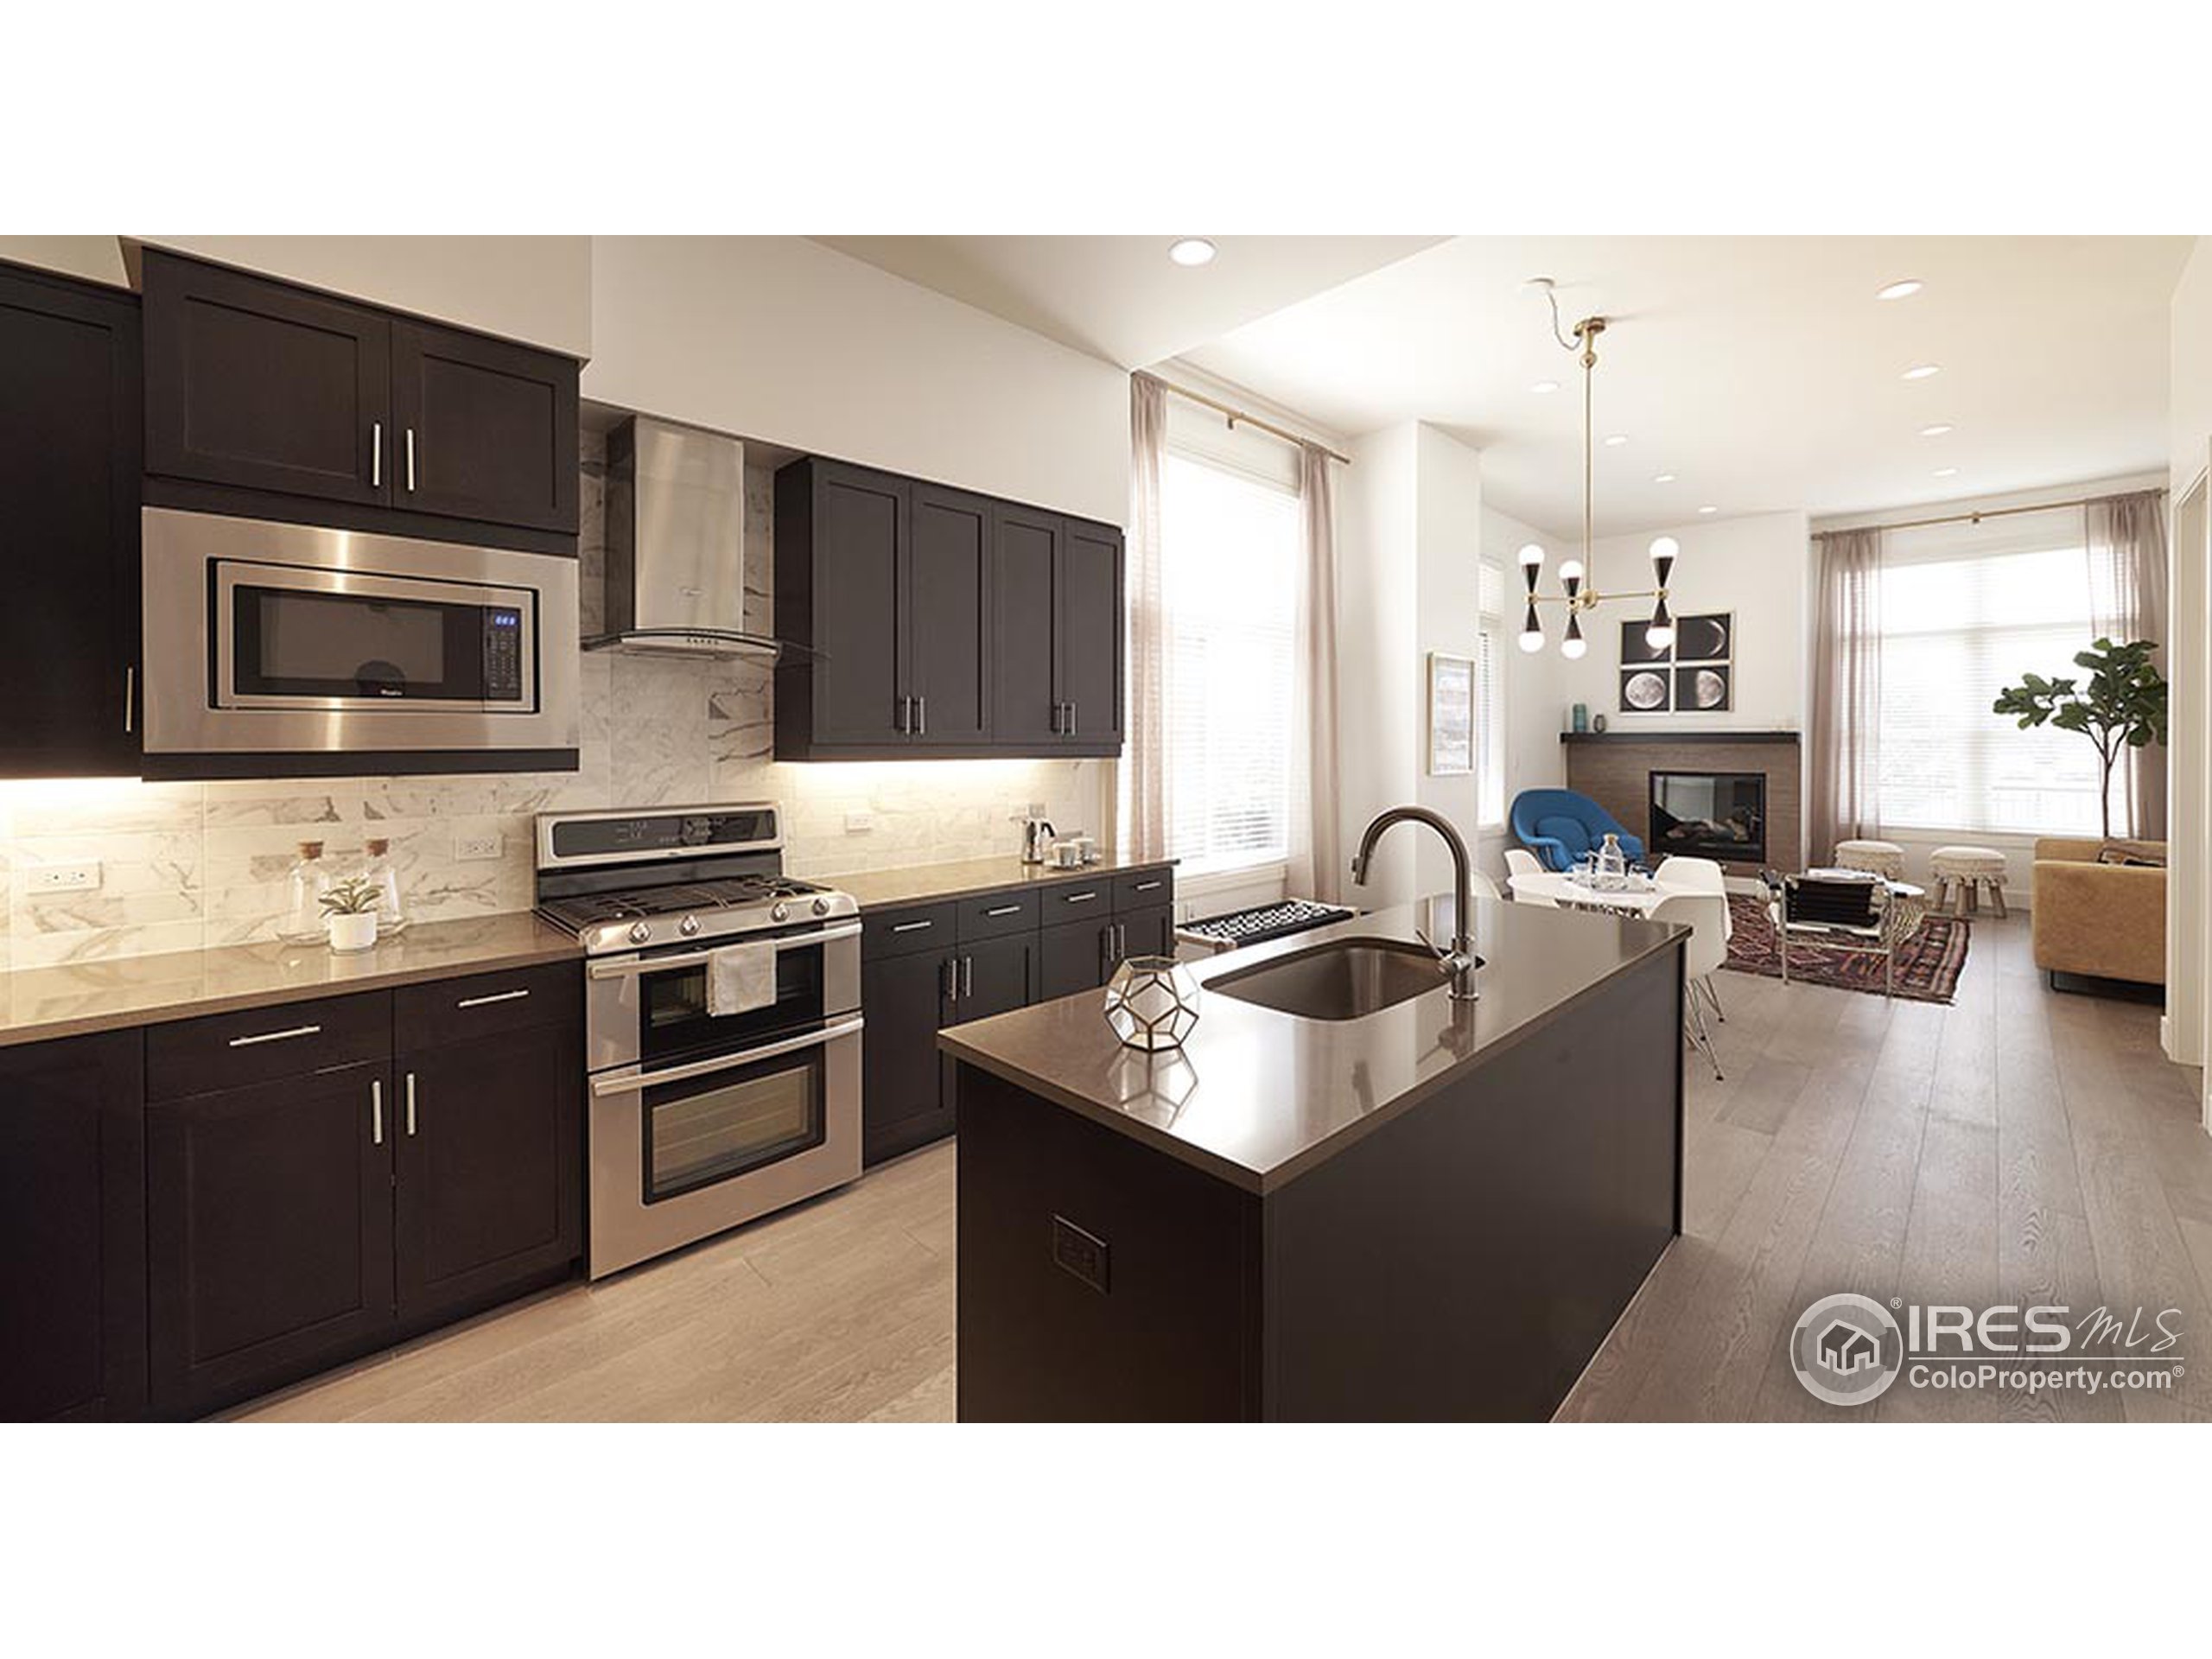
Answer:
[536,804,861,1279]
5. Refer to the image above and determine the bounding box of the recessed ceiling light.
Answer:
[1919,423,1955,437]
[1903,363,1942,381]
[1933,467,1959,478]
[1697,505,1718,515]
[1878,279,1924,301]
[1167,238,1217,267]
[1531,379,1560,394]
[1653,473,1676,485]
[1604,434,1629,447]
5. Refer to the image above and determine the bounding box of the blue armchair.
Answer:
[1510,788,1646,873]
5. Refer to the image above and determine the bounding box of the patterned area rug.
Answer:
[1720,893,1969,1004]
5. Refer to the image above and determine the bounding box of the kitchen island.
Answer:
[939,894,1686,1421]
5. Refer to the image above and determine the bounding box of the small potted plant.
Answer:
[320,876,383,954]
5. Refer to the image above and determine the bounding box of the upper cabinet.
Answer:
[775,456,1123,761]
[142,249,579,542]
[0,261,143,778]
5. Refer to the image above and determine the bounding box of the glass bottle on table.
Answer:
[279,840,334,944]
[362,836,408,936]
[1596,832,1626,891]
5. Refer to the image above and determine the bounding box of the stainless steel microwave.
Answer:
[141,508,580,776]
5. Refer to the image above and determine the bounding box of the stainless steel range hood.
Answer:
[589,416,791,658]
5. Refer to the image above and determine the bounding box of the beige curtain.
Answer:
[2086,489,2170,839]
[1120,373,1170,859]
[1291,442,1344,902]
[1808,527,1885,865]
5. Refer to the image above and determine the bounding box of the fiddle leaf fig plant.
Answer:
[1992,637,2168,841]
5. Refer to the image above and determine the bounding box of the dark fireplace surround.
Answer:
[1560,731,1802,873]
[1649,770,1766,863]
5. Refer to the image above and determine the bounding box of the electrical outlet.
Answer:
[454,833,502,862]
[845,811,873,834]
[28,861,100,893]
[1027,801,1048,818]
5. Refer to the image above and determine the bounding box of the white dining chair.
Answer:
[1655,855,1732,1021]
[1503,848,1550,904]
[1470,868,1502,902]
[1649,891,1731,1080]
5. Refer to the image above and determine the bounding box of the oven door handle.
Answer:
[590,1015,866,1097]
[586,923,862,980]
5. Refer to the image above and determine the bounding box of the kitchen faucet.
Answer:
[1349,805,1481,1001]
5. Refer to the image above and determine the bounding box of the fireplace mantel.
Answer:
[1560,730,1801,746]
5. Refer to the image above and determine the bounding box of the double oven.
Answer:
[569,880,862,1281]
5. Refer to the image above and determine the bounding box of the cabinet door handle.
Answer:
[123,665,135,734]
[1065,702,1077,736]
[227,1023,322,1048]
[372,1078,385,1146]
[943,957,958,1001]
[916,695,926,736]
[1063,891,1098,905]
[372,421,383,488]
[456,988,531,1008]
[891,918,935,934]
[1134,880,1163,893]
[405,1071,417,1137]
[404,427,417,493]
[983,904,1022,918]
[962,955,973,997]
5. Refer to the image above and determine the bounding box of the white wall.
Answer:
[2167,238,2212,1080]
[1551,510,1811,737]
[585,238,1128,524]
[137,236,594,357]
[1337,423,1422,905]
[1410,426,1485,897]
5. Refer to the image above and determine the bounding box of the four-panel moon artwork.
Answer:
[1618,612,1732,715]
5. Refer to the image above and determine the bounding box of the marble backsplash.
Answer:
[0,432,1105,970]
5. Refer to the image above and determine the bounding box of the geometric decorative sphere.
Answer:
[1103,954,1202,1052]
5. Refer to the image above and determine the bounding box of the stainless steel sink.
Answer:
[1209,938,1476,1021]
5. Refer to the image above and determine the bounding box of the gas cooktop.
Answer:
[533,804,858,955]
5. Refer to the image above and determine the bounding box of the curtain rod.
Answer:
[1816,488,2160,538]
[1151,376,1352,467]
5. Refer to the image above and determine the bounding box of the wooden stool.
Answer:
[1929,844,2008,918]
[1832,839,1905,880]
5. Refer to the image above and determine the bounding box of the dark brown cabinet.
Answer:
[777,458,1123,760]
[143,248,578,539]
[390,320,579,533]
[143,966,583,1417]
[862,868,1172,1166]
[0,262,143,778]
[0,1033,145,1421]
[148,1060,396,1418]
[396,1021,582,1325]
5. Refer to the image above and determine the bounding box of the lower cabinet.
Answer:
[142,965,582,1418]
[396,1024,582,1327]
[148,1060,396,1418]
[862,869,1173,1166]
[0,1032,145,1422]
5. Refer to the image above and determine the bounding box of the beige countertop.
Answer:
[938,895,1683,1194]
[0,913,582,1051]
[828,851,1176,912]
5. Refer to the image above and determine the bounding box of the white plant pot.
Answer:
[327,912,379,954]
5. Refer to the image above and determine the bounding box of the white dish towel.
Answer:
[707,943,777,1016]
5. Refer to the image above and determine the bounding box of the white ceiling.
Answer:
[1181,236,2192,535]
[814,235,1444,370]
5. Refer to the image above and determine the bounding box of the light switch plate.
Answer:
[454,833,502,862]
[845,811,873,834]
[29,861,101,893]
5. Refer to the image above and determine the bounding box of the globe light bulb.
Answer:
[1644,622,1675,652]
[1648,536,1680,563]
[1518,543,1546,569]
[1561,625,1588,660]
[1519,628,1546,654]
[1559,559,1585,584]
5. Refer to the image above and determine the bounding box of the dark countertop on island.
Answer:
[938,895,1684,1194]
[0,913,583,1050]
[829,851,1176,911]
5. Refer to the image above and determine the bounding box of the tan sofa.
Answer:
[2031,837,2165,986]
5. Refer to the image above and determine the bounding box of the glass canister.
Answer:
[362,837,408,936]
[1595,832,1627,891]
[279,841,334,944]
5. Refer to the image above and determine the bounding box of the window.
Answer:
[1875,513,2111,834]
[1159,448,1300,872]
[1476,562,1507,827]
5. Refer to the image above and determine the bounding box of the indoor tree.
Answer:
[1992,638,2168,841]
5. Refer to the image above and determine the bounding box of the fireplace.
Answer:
[1649,770,1767,864]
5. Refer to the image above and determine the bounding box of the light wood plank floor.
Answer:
[241,915,2211,1423]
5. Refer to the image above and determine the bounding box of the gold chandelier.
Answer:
[1515,277,1679,658]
